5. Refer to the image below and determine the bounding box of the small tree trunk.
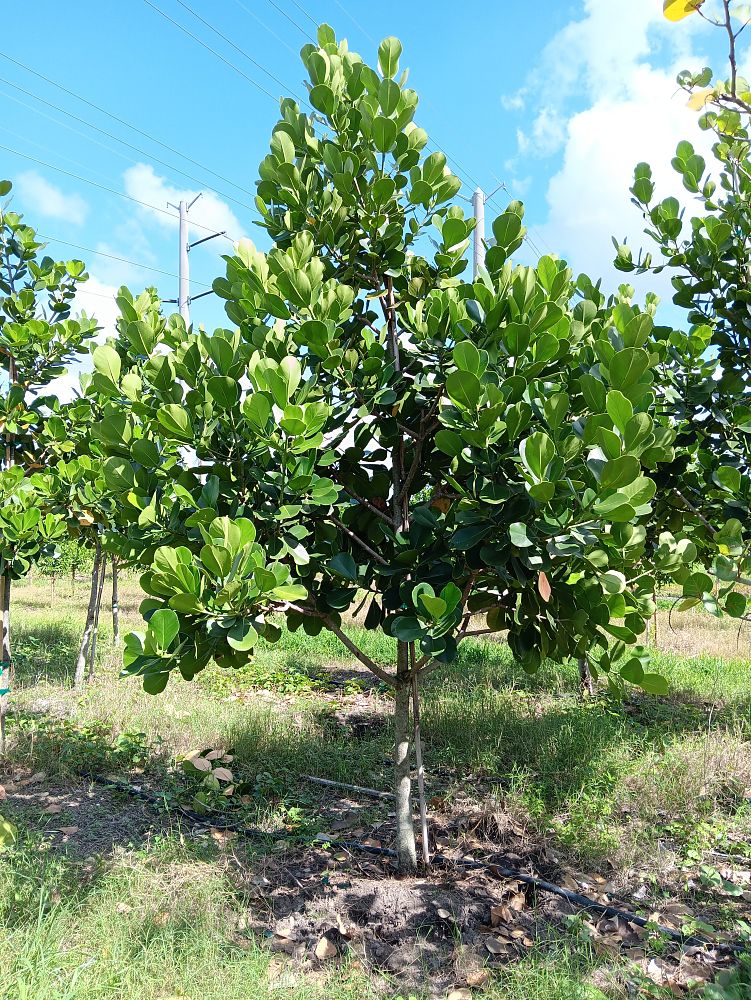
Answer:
[75,543,101,688]
[411,661,430,866]
[51,574,56,603]
[0,573,12,754]
[71,564,75,597]
[394,640,417,872]
[652,599,658,648]
[87,552,107,682]
[578,656,594,699]
[111,557,120,646]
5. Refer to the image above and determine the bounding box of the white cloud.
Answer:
[123,163,244,244]
[15,171,88,226]
[505,0,717,299]
[539,64,713,291]
[49,276,120,403]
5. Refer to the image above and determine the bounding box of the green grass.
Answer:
[4,577,751,998]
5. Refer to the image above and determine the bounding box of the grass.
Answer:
[3,575,751,998]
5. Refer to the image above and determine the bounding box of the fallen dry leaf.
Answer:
[115,902,133,914]
[58,826,79,836]
[212,766,234,782]
[0,785,5,801]
[447,990,472,1000]
[42,803,62,815]
[20,771,46,786]
[466,969,490,987]
[314,935,337,960]
[485,936,509,955]
[152,911,171,928]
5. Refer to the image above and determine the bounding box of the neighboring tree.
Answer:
[37,535,93,598]
[99,28,698,870]
[616,0,751,622]
[0,180,97,746]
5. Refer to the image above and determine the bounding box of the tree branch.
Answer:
[328,515,388,566]
[323,617,396,686]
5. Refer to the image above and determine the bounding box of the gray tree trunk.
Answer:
[87,552,106,682]
[74,542,101,688]
[0,573,11,753]
[394,640,417,871]
[111,557,120,646]
[578,656,595,699]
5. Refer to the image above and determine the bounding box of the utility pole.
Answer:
[471,186,485,279]
[165,192,224,325]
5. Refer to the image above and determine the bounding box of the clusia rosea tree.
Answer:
[99,27,699,870]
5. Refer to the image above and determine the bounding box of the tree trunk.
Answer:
[111,557,120,646]
[578,656,594,699]
[0,573,11,754]
[411,667,430,866]
[87,552,106,682]
[394,641,417,872]
[71,564,75,597]
[75,543,101,688]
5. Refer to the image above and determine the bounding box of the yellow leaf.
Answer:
[0,815,17,850]
[663,0,703,20]
[688,87,714,110]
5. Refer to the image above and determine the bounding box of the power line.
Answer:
[331,0,375,43]
[0,76,253,212]
[172,0,308,102]
[231,0,300,56]
[278,0,318,32]
[35,234,213,289]
[147,0,313,113]
[0,50,253,198]
[142,0,279,104]
[0,142,238,243]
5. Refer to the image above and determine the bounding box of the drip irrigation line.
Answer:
[83,772,747,955]
[84,772,286,839]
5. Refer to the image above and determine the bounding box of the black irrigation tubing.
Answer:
[83,772,287,839]
[83,772,748,955]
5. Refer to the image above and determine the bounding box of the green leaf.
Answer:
[378,36,402,78]
[509,522,533,548]
[157,405,194,441]
[207,376,240,409]
[608,348,650,392]
[446,370,481,410]
[373,116,398,152]
[606,390,633,435]
[92,344,121,385]
[725,592,746,618]
[520,432,555,481]
[683,571,713,597]
[713,466,741,494]
[392,616,424,641]
[310,83,336,116]
[419,594,447,619]
[435,429,464,457]
[227,623,258,652]
[639,673,669,696]
[329,552,358,581]
[279,357,302,403]
[453,341,481,374]
[148,609,180,651]
[600,456,640,491]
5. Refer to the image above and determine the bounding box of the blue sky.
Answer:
[0,0,736,362]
